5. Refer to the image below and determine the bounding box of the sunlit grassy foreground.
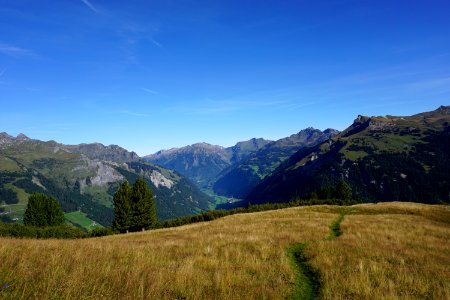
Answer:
[0,203,449,299]
[309,203,450,299]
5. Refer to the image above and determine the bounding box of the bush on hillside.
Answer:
[23,193,65,227]
[0,187,19,204]
[0,222,85,239]
[87,227,115,238]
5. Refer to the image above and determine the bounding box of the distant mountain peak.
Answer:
[16,133,30,140]
[65,142,140,163]
[0,132,13,139]
[190,142,224,150]
[355,115,371,123]
[293,127,318,135]
[0,132,33,145]
[436,105,450,114]
[145,137,273,187]
[324,128,340,135]
[233,137,272,147]
[212,127,339,198]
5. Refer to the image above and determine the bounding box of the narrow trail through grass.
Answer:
[287,211,347,299]
[327,212,346,240]
[286,244,321,299]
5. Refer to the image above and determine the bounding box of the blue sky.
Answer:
[1,0,449,155]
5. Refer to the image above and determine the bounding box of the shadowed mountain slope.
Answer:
[246,106,450,205]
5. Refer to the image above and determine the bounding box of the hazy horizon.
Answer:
[1,1,450,155]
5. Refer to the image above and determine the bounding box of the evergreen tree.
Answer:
[335,181,352,201]
[112,181,132,232]
[131,178,157,231]
[112,178,157,232]
[23,193,65,227]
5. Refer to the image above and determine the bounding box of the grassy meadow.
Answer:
[64,211,103,231]
[0,202,449,299]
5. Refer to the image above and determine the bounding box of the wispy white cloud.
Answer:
[19,123,75,137]
[281,101,317,110]
[168,99,294,115]
[81,0,99,14]
[149,38,163,48]
[406,77,450,91]
[141,88,158,95]
[120,110,149,117]
[25,87,40,92]
[0,69,8,84]
[0,43,35,57]
[359,99,423,110]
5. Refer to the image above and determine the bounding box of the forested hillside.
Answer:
[213,128,339,198]
[0,134,212,227]
[246,106,450,205]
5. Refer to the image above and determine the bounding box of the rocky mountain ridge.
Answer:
[246,106,450,205]
[65,143,140,163]
[144,138,273,187]
[144,128,339,194]
[212,127,339,198]
[0,135,212,227]
[0,132,32,145]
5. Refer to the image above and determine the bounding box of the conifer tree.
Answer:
[112,178,157,232]
[23,193,65,227]
[335,180,352,201]
[131,178,157,231]
[112,181,132,232]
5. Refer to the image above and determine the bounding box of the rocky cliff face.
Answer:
[0,133,32,146]
[65,143,140,163]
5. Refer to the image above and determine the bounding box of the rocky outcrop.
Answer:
[149,171,174,189]
[90,162,124,187]
[368,121,397,131]
[0,133,32,146]
[65,143,140,163]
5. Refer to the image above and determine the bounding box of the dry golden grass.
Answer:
[0,208,335,299]
[308,203,450,299]
[0,202,449,299]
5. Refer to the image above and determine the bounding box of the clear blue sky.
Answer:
[1,0,449,155]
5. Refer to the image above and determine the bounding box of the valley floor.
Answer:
[0,202,449,299]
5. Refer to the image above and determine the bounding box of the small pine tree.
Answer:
[309,191,319,200]
[23,193,65,227]
[112,181,132,233]
[335,181,352,201]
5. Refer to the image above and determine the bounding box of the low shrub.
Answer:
[87,227,115,238]
[0,222,85,239]
[37,225,85,239]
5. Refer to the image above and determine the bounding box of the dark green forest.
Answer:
[247,127,450,205]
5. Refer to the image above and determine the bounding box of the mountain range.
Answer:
[212,128,339,198]
[246,106,450,205]
[144,138,272,187]
[1,106,448,228]
[0,134,212,228]
[144,128,339,199]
